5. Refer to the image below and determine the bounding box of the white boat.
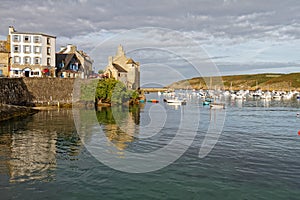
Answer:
[165,98,187,105]
[235,93,246,100]
[282,92,293,100]
[230,93,236,99]
[272,93,282,100]
[210,103,225,109]
[260,92,272,99]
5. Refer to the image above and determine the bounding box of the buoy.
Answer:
[298,130,300,136]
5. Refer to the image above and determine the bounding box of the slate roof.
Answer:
[112,63,127,72]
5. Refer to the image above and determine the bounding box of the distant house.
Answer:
[56,44,93,79]
[0,40,9,77]
[8,26,56,77]
[104,45,140,89]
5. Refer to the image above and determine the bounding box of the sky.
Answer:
[0,0,299,85]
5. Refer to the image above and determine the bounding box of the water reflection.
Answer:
[0,109,80,183]
[96,105,140,152]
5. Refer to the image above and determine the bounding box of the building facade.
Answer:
[9,26,56,77]
[104,45,140,90]
[0,40,10,77]
[56,44,93,79]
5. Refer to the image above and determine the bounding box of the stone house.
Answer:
[56,44,93,79]
[104,45,140,90]
[0,40,10,77]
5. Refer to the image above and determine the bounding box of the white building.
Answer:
[8,26,56,77]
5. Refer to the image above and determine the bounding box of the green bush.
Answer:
[94,78,139,104]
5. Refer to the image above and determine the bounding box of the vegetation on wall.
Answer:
[81,78,139,105]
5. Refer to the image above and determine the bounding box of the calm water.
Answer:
[1,94,300,200]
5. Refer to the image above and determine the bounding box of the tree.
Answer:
[94,78,139,104]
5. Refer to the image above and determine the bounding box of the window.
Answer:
[24,57,31,64]
[47,38,51,45]
[0,70,3,76]
[34,46,41,53]
[47,58,51,65]
[31,71,39,76]
[34,57,40,64]
[13,45,20,53]
[13,35,20,42]
[24,35,30,43]
[14,56,20,63]
[24,45,31,53]
[47,47,51,55]
[33,36,41,43]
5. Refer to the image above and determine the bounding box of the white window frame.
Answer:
[24,45,31,53]
[14,56,20,63]
[31,71,40,76]
[24,57,31,64]
[13,45,20,53]
[24,35,31,43]
[34,57,40,64]
[34,46,41,54]
[13,35,20,42]
[33,36,41,43]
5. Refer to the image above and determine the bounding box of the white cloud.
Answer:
[0,0,299,82]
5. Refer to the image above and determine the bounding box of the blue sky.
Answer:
[0,0,299,85]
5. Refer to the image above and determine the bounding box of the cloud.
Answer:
[0,0,298,39]
[0,0,299,83]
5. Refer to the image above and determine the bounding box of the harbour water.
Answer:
[1,93,300,199]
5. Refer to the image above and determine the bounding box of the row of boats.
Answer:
[158,89,300,101]
[153,89,300,109]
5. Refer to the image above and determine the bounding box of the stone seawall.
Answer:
[0,78,76,106]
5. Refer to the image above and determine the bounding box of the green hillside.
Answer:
[168,73,300,91]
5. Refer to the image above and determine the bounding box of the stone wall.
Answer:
[0,78,76,106]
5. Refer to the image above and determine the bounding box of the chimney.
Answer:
[108,56,113,65]
[60,46,66,52]
[8,26,15,34]
[66,44,77,53]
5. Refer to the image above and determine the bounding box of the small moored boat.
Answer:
[165,98,187,105]
[147,99,159,103]
[210,103,225,109]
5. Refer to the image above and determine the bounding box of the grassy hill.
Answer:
[167,73,300,91]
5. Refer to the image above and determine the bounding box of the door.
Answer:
[24,71,30,77]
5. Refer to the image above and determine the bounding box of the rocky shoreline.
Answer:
[0,101,95,122]
[0,104,39,122]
